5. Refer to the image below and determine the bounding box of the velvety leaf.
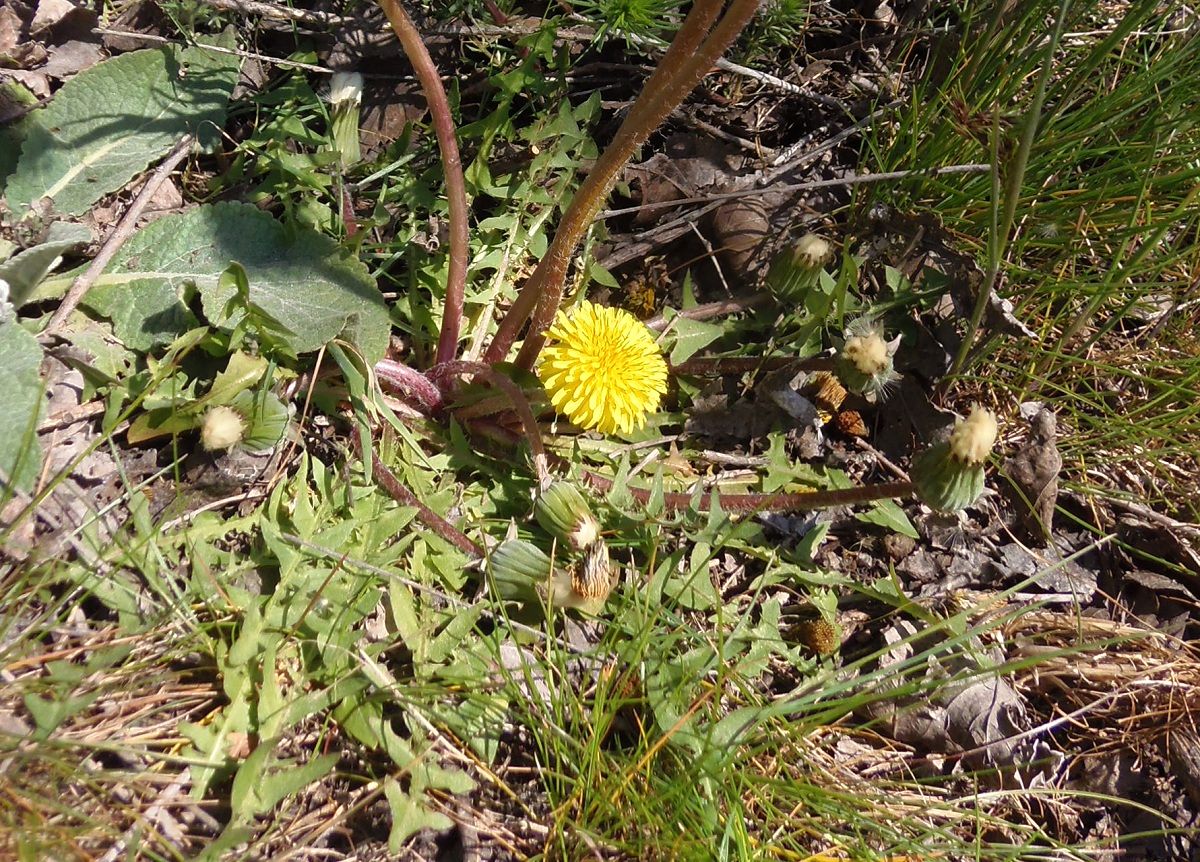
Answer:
[83,203,390,360]
[5,35,241,217]
[0,222,92,307]
[0,320,45,491]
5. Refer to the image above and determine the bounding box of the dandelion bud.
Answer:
[327,71,363,169]
[534,481,602,552]
[488,539,557,603]
[911,406,998,512]
[837,318,899,399]
[766,233,833,301]
[200,405,245,451]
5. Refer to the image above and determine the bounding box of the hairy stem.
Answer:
[374,358,445,413]
[378,0,469,366]
[483,0,727,367]
[430,360,549,487]
[583,472,916,513]
[514,0,761,370]
[358,438,482,558]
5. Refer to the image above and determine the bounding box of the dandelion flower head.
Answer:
[537,300,668,435]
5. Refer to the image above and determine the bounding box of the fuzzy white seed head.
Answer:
[329,71,363,106]
[949,405,998,466]
[201,405,245,451]
[843,330,890,378]
[794,233,832,269]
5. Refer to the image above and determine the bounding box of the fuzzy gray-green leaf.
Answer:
[83,203,390,360]
[0,223,92,308]
[0,320,45,492]
[5,36,241,217]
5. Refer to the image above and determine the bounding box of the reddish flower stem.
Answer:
[430,360,549,487]
[374,358,444,413]
[483,0,727,368]
[582,471,916,513]
[378,0,469,366]
[356,437,483,558]
[509,0,763,371]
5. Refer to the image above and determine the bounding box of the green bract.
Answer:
[765,234,831,302]
[911,441,987,513]
[534,481,602,551]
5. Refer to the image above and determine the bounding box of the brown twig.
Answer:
[377,0,469,366]
[582,471,916,513]
[645,292,771,332]
[483,0,727,367]
[669,355,835,377]
[43,134,195,337]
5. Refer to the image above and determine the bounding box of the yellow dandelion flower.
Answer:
[537,301,668,435]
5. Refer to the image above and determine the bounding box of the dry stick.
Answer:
[669,355,836,377]
[482,0,726,367]
[196,0,349,27]
[43,134,195,337]
[429,360,550,487]
[644,292,770,332]
[583,469,915,513]
[510,0,762,372]
[596,163,994,220]
[378,0,469,366]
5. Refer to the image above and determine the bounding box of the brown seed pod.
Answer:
[803,370,847,414]
[572,540,614,603]
[832,409,868,438]
[793,618,840,656]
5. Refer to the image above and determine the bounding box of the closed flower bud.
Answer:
[534,481,602,551]
[911,407,998,512]
[766,233,833,301]
[488,539,557,603]
[327,71,363,168]
[200,405,245,451]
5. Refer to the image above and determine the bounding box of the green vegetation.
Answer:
[2,0,1198,859]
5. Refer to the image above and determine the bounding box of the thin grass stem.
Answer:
[950,0,1071,377]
